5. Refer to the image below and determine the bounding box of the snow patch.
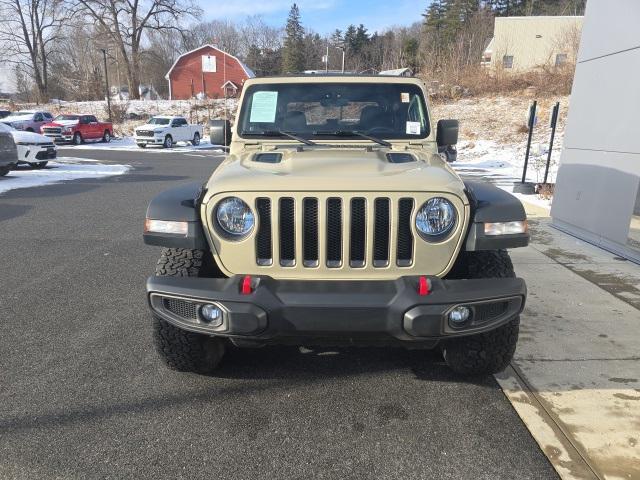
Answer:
[0,158,130,195]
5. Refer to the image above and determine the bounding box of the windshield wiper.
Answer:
[313,130,391,147]
[241,130,317,146]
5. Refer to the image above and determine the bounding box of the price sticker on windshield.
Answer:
[250,91,278,123]
[406,121,421,135]
[401,92,410,103]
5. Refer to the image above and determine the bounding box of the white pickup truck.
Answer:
[134,116,203,148]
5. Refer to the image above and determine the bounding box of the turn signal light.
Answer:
[144,218,188,236]
[484,220,527,236]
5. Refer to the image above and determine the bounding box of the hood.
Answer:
[11,130,52,144]
[137,124,165,130]
[46,120,79,127]
[3,114,34,123]
[205,147,466,198]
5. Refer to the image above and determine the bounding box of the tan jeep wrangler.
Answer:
[144,75,529,375]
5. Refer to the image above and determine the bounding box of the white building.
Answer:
[551,0,640,263]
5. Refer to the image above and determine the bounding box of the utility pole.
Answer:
[325,43,329,73]
[100,49,112,122]
[339,45,346,73]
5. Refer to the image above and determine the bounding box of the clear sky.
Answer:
[202,0,427,34]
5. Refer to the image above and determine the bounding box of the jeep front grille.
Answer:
[254,196,415,269]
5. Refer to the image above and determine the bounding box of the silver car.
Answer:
[0,129,18,176]
[1,110,54,132]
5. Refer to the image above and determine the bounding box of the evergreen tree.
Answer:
[282,3,306,73]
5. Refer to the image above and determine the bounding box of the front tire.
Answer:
[443,250,520,375]
[73,132,82,145]
[29,161,48,169]
[137,143,147,148]
[152,248,226,373]
[163,135,173,149]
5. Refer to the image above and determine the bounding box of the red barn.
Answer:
[165,45,255,100]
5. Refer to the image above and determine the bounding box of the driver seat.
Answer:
[360,106,391,131]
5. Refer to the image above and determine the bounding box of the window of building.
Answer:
[555,53,568,66]
[202,55,217,73]
[503,55,514,69]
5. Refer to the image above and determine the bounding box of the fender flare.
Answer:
[463,181,529,251]
[143,182,209,250]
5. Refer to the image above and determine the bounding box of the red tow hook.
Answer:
[418,276,431,296]
[241,275,253,295]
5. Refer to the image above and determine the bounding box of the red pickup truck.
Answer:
[41,114,113,145]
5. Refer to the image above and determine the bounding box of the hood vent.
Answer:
[254,153,282,164]
[386,153,416,164]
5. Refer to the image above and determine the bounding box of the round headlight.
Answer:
[215,197,254,238]
[416,197,456,240]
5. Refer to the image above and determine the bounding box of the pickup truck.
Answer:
[41,114,113,145]
[2,110,54,132]
[134,116,203,148]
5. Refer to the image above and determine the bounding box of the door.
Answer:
[87,115,100,139]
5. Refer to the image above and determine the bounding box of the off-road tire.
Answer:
[192,132,200,146]
[0,166,10,177]
[163,135,173,149]
[152,248,225,373]
[443,250,520,375]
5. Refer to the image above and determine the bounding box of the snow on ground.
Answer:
[71,137,225,153]
[0,158,130,195]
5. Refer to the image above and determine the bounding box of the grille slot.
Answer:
[397,198,414,266]
[256,198,272,265]
[279,198,296,266]
[303,198,319,267]
[326,198,342,267]
[163,298,197,320]
[350,198,366,267]
[373,198,390,267]
[474,301,509,323]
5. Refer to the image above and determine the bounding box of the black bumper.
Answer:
[147,275,526,347]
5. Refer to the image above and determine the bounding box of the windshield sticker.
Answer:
[406,121,421,135]
[401,92,410,103]
[250,91,278,123]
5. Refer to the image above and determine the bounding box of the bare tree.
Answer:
[74,0,201,99]
[0,0,67,101]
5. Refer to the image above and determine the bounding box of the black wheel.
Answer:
[443,250,520,375]
[163,135,173,148]
[192,132,200,146]
[73,132,82,145]
[103,130,111,143]
[26,128,34,132]
[137,143,147,148]
[0,166,10,177]
[29,161,48,169]
[152,248,226,373]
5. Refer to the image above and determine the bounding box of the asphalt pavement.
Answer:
[0,148,558,479]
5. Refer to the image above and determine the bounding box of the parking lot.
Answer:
[0,148,558,479]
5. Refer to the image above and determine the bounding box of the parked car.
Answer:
[1,110,53,132]
[0,110,11,119]
[41,114,113,145]
[0,126,18,176]
[143,75,530,376]
[134,116,203,148]
[0,122,56,168]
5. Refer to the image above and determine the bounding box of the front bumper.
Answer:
[135,136,164,145]
[147,275,526,346]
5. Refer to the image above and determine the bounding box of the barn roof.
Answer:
[165,44,255,80]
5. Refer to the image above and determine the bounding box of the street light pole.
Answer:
[339,46,345,73]
[100,49,112,122]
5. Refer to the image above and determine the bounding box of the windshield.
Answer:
[54,115,80,121]
[147,117,171,125]
[238,82,429,140]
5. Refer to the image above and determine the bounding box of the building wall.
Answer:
[551,0,640,263]
[488,16,583,71]
[169,46,249,100]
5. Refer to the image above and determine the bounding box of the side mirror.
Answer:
[209,119,232,146]
[436,119,459,148]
